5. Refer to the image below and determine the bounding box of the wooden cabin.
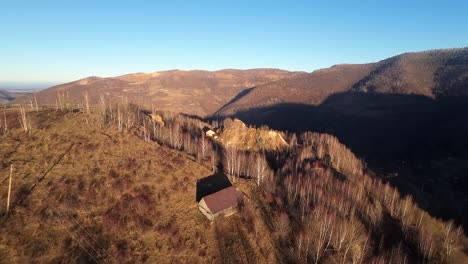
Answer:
[198,186,243,220]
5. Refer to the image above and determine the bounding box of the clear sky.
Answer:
[1,0,467,84]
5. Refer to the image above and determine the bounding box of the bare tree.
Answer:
[255,152,269,186]
[83,91,90,114]
[211,148,217,173]
[57,91,63,110]
[33,91,39,111]
[199,134,209,160]
[6,164,13,214]
[223,146,234,176]
[341,219,364,264]
[289,133,298,148]
[312,210,333,264]
[233,149,242,177]
[273,212,290,239]
[99,93,106,126]
[125,107,135,130]
[117,104,122,131]
[418,227,434,262]
[443,220,463,260]
[169,122,183,149]
[109,101,113,121]
[142,119,148,142]
[333,218,350,252]
[183,131,193,154]
[416,211,424,229]
[2,110,7,133]
[19,106,29,132]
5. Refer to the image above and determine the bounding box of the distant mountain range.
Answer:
[13,69,301,117]
[16,48,468,119]
[216,48,468,116]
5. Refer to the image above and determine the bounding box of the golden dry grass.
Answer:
[217,119,288,151]
[0,109,275,263]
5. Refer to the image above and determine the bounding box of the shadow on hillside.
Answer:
[196,172,232,202]
[219,91,468,232]
[214,218,256,263]
[214,87,255,114]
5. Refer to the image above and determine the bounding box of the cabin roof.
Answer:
[200,186,243,214]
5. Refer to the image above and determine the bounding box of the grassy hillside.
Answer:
[1,103,467,263]
[13,69,299,117]
[0,109,276,263]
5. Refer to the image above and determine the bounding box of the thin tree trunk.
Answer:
[3,110,7,133]
[34,92,39,111]
[6,164,13,214]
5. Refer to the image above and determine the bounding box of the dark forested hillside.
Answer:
[214,48,468,236]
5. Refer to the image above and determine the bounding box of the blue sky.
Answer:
[1,0,467,84]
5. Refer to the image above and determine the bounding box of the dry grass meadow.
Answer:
[0,108,276,263]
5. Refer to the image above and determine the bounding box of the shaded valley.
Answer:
[214,48,468,233]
